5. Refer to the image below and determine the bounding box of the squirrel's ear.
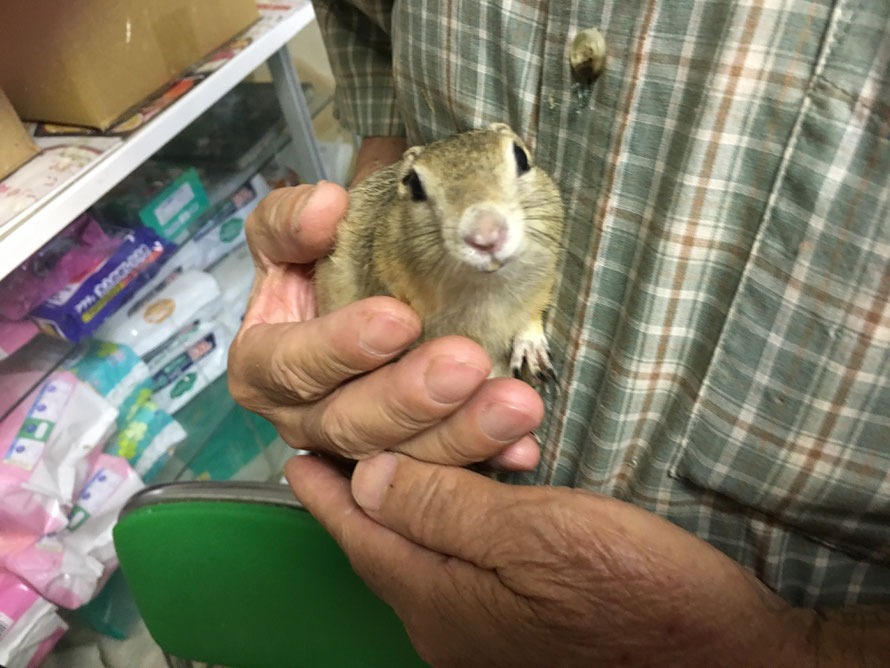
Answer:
[401,145,423,167]
[488,122,515,137]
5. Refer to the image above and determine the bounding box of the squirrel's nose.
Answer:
[463,212,508,254]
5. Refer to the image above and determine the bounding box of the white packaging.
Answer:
[0,570,68,668]
[5,454,144,609]
[63,339,151,409]
[95,270,222,357]
[131,419,187,480]
[146,319,232,413]
[0,373,117,535]
[179,173,269,270]
[208,243,255,322]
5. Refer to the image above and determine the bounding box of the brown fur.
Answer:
[315,124,564,378]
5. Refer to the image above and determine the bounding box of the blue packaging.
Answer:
[31,227,175,342]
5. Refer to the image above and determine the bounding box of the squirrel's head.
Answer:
[395,123,563,275]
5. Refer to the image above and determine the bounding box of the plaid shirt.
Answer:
[312,0,890,607]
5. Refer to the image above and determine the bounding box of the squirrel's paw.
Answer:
[510,327,556,385]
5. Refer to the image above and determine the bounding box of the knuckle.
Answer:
[267,345,333,404]
[226,374,253,409]
[314,401,373,457]
[226,344,266,411]
[412,467,460,540]
[383,394,436,435]
[432,429,486,465]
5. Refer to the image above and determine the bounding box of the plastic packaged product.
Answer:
[179,173,268,270]
[0,320,39,361]
[63,339,151,409]
[93,165,210,243]
[4,454,144,609]
[146,318,233,413]
[208,243,254,321]
[106,384,186,483]
[62,342,187,480]
[94,171,267,314]
[0,372,117,535]
[0,570,67,668]
[95,270,222,357]
[0,213,120,321]
[30,227,176,343]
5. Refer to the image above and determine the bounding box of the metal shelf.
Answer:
[0,1,317,282]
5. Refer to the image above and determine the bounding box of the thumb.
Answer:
[245,180,347,267]
[351,453,521,569]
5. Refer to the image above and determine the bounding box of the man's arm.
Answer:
[287,451,890,667]
[351,136,407,185]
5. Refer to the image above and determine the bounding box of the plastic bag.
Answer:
[0,373,117,535]
[0,570,67,668]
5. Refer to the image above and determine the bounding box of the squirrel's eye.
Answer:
[513,142,530,175]
[402,169,427,202]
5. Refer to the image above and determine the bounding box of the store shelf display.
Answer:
[0,1,317,284]
[0,14,340,659]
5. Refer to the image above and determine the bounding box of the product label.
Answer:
[3,378,75,471]
[31,228,174,342]
[67,467,124,531]
[144,298,176,324]
[139,168,209,240]
[151,333,216,392]
[171,372,197,398]
[218,217,244,243]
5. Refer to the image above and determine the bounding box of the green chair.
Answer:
[113,481,427,668]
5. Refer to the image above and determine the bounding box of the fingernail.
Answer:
[478,403,533,442]
[352,452,398,511]
[424,357,487,404]
[360,313,417,356]
[487,436,540,471]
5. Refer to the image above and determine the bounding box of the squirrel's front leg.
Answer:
[510,319,556,385]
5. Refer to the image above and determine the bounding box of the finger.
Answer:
[282,336,492,458]
[246,181,348,267]
[229,296,420,409]
[482,436,541,472]
[350,452,524,568]
[284,455,446,602]
[390,377,543,467]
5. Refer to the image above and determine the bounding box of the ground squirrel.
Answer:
[315,123,564,381]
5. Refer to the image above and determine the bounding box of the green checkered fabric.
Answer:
[312,0,890,607]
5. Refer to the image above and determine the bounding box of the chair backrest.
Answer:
[113,481,426,668]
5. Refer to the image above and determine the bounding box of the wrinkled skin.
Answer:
[286,452,820,668]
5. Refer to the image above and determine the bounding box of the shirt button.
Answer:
[570,27,607,83]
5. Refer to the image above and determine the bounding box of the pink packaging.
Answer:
[0,213,120,321]
[3,454,143,609]
[0,569,67,668]
[0,372,117,535]
[0,320,39,361]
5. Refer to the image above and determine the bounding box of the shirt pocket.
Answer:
[669,1,890,564]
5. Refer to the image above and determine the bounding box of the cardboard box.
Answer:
[0,0,259,130]
[0,88,39,180]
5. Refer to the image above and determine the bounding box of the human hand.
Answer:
[228,183,543,469]
[286,452,819,667]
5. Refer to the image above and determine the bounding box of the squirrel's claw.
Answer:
[511,327,556,386]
